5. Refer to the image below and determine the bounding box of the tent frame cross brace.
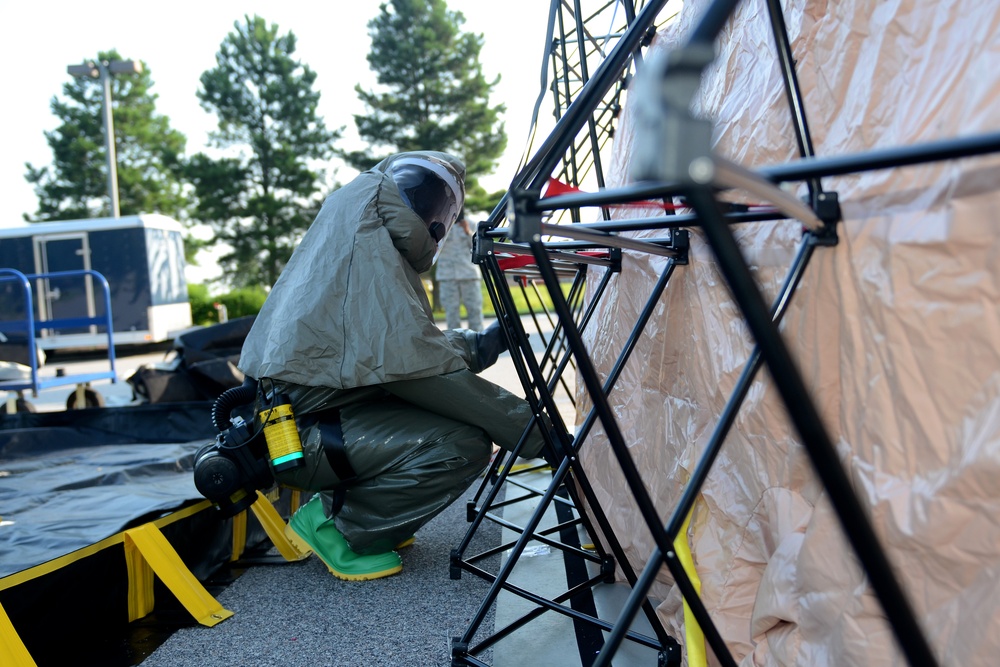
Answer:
[449,0,1000,666]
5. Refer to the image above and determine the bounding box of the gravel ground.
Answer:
[140,493,501,667]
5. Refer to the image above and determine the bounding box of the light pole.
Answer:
[67,59,143,218]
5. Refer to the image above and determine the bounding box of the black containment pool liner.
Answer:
[0,403,298,666]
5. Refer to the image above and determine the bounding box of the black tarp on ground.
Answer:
[126,317,254,403]
[0,403,216,578]
[0,402,299,667]
[0,402,509,667]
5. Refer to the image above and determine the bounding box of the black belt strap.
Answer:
[317,420,358,485]
[316,419,356,516]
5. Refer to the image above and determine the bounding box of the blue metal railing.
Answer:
[0,268,117,397]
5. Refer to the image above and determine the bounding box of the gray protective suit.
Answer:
[239,151,545,554]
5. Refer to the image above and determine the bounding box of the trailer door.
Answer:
[33,233,96,336]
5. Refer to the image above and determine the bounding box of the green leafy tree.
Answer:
[217,286,268,319]
[187,15,340,288]
[347,0,507,213]
[24,50,187,222]
[187,283,218,325]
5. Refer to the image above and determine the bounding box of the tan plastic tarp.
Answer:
[577,1,1000,665]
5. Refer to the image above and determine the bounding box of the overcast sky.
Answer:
[0,0,555,230]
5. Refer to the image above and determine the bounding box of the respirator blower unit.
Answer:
[193,378,304,517]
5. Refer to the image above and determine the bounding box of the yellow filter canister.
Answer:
[259,403,305,473]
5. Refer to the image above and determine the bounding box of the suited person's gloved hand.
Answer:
[474,320,508,370]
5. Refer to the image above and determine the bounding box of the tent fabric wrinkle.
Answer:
[579,0,1000,664]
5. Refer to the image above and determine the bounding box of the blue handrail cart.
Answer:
[0,268,118,411]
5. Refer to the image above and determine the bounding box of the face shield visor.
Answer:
[390,156,465,261]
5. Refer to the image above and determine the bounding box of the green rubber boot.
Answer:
[285,495,403,581]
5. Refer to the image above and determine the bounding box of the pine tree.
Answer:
[187,15,340,288]
[347,0,507,213]
[24,50,187,222]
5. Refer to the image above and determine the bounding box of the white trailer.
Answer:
[0,214,193,350]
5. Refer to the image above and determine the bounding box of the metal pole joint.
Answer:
[629,43,716,184]
[509,188,543,243]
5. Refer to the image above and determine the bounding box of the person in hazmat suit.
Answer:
[237,151,552,581]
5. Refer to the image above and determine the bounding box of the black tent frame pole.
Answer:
[503,0,673,201]
[452,253,683,665]
[453,249,611,573]
[572,0,610,194]
[685,184,939,667]
[517,130,1000,218]
[452,261,600,559]
[595,232,820,664]
[763,0,822,201]
[761,131,1000,182]
[457,0,1000,661]
[608,0,939,659]
[524,229,737,667]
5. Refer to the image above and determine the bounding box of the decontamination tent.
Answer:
[3,1,998,665]
[576,1,1000,665]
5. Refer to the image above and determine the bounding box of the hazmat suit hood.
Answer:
[238,151,469,389]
